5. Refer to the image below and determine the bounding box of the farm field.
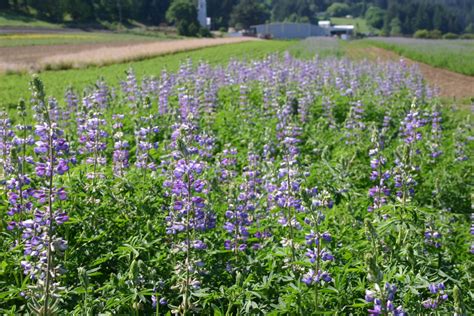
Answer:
[0,36,258,74]
[0,40,290,107]
[0,37,472,315]
[365,37,474,76]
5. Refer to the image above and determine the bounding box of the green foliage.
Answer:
[0,51,472,314]
[412,29,444,40]
[465,23,474,34]
[229,0,269,30]
[414,29,429,39]
[365,6,385,30]
[326,2,350,17]
[389,17,402,36]
[166,0,200,36]
[442,33,459,40]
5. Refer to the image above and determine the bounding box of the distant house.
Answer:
[250,23,329,39]
[331,25,354,36]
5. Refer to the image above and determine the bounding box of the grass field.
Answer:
[365,37,474,76]
[0,40,293,107]
[0,32,175,47]
[0,11,62,28]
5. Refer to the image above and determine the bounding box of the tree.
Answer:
[66,0,94,22]
[466,23,474,34]
[229,0,268,30]
[166,0,200,36]
[365,6,385,29]
[389,17,402,36]
[326,2,350,17]
[207,0,238,29]
[0,0,9,10]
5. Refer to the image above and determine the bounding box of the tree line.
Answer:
[0,0,472,35]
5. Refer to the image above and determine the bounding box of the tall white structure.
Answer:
[197,0,207,28]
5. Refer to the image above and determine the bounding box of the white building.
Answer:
[318,20,331,28]
[197,0,207,28]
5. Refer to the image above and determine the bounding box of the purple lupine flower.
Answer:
[111,114,129,176]
[134,115,159,172]
[422,282,448,310]
[0,112,15,177]
[78,113,108,179]
[158,70,172,115]
[21,77,70,312]
[453,119,471,162]
[365,283,405,316]
[271,123,305,264]
[164,122,215,314]
[344,100,365,145]
[218,146,253,255]
[368,130,391,215]
[121,68,142,105]
[427,104,443,160]
[424,227,442,248]
[321,96,336,129]
[302,188,334,288]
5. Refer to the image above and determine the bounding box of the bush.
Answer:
[460,33,474,39]
[326,2,350,17]
[443,33,458,39]
[428,29,442,39]
[413,29,442,39]
[199,27,212,38]
[413,29,429,38]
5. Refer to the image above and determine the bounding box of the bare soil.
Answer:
[347,46,474,100]
[0,37,257,73]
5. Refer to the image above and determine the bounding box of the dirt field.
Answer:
[0,37,257,73]
[347,46,474,100]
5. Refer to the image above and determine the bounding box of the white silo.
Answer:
[197,0,207,28]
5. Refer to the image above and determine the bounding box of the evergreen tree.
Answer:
[229,0,269,29]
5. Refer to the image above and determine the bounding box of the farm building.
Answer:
[250,23,329,39]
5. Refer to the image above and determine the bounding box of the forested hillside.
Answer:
[0,0,473,35]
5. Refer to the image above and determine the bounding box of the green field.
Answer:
[0,11,62,28]
[365,38,474,76]
[0,40,293,108]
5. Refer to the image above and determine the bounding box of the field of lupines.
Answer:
[0,52,472,315]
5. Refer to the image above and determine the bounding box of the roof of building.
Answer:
[332,25,354,30]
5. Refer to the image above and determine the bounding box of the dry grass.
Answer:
[0,37,257,74]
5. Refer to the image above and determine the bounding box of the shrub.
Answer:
[413,29,429,38]
[443,33,458,39]
[428,29,442,39]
